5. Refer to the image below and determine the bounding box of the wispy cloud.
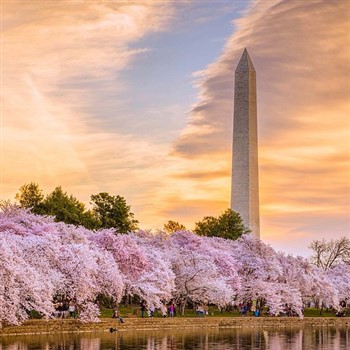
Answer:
[2,1,349,254]
[169,0,350,249]
[2,0,174,198]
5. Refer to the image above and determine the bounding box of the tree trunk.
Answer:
[180,298,187,316]
[319,301,324,315]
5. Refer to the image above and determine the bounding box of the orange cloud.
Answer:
[172,169,229,181]
[1,0,174,201]
[2,1,349,254]
[169,0,350,249]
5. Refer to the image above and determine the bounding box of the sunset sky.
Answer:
[1,0,349,256]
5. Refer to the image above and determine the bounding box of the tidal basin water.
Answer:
[1,326,349,349]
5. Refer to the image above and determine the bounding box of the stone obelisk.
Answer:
[231,48,260,237]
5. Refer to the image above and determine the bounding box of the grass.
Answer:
[303,308,337,317]
[99,306,237,319]
[100,306,341,319]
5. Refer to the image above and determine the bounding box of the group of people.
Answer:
[139,302,210,318]
[239,301,304,317]
[195,305,208,317]
[139,301,177,318]
[239,299,261,317]
[53,300,76,318]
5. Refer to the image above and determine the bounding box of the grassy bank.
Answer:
[1,317,349,337]
[1,307,347,337]
[100,306,341,319]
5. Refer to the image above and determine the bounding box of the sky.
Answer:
[1,0,349,257]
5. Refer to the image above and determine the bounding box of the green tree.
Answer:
[15,182,45,214]
[90,192,138,233]
[194,209,249,240]
[163,220,186,233]
[42,187,98,229]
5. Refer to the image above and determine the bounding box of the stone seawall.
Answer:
[1,317,349,336]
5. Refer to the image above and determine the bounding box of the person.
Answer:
[53,302,60,318]
[149,305,155,318]
[240,304,248,317]
[162,308,167,318]
[62,301,69,318]
[58,302,64,318]
[69,301,75,318]
[141,301,146,318]
[112,307,124,323]
[251,299,257,313]
[196,305,205,317]
[169,304,175,317]
[112,308,119,318]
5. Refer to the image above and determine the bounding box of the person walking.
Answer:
[169,304,175,317]
[141,301,146,318]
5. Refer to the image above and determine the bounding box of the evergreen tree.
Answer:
[194,209,249,240]
[90,192,138,233]
[43,187,98,229]
[163,220,186,233]
[15,182,45,214]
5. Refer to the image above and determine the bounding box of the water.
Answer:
[1,327,349,349]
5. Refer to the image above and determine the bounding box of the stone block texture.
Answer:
[231,49,260,237]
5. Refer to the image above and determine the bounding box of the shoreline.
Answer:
[1,317,349,336]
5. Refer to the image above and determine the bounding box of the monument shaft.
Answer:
[231,49,260,237]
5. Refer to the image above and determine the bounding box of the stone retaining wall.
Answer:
[1,317,349,336]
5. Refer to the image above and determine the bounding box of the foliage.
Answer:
[325,263,350,304]
[0,205,124,326]
[194,209,249,240]
[303,308,338,318]
[163,220,186,233]
[90,192,138,233]
[99,305,337,318]
[309,237,350,270]
[0,204,348,326]
[91,230,174,309]
[165,231,239,314]
[43,187,98,229]
[15,184,139,232]
[15,182,45,214]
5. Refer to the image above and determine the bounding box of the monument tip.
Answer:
[236,48,255,72]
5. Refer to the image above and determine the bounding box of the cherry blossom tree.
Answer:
[90,230,175,309]
[160,231,239,314]
[230,235,307,317]
[1,203,347,326]
[0,234,54,326]
[326,263,350,306]
[200,236,241,295]
[278,254,338,311]
[0,205,125,325]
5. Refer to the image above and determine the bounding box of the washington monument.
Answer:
[231,48,260,238]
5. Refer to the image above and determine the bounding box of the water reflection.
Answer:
[1,327,349,350]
